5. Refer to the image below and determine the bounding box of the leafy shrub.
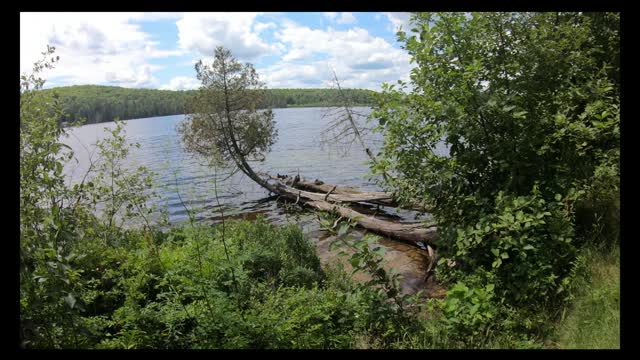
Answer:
[440,282,497,341]
[436,185,577,305]
[371,12,619,313]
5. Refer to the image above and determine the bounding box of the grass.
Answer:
[553,244,620,349]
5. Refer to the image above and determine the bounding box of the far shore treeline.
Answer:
[43,85,376,124]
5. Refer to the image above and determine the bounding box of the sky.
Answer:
[20,12,416,91]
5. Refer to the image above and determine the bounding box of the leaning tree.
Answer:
[178,46,279,192]
[178,46,438,246]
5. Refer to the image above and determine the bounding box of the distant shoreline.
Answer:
[61,104,375,127]
[46,85,377,125]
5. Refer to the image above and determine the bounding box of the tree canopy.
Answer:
[178,46,277,184]
[372,12,619,307]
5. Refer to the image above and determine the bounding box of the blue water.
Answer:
[62,107,388,225]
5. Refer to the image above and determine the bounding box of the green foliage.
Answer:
[178,46,277,169]
[372,12,619,309]
[91,120,158,232]
[553,245,619,349]
[263,88,375,109]
[370,12,619,346]
[24,214,436,349]
[20,47,90,348]
[44,85,193,125]
[440,282,497,342]
[322,216,422,344]
[20,48,161,348]
[244,285,363,349]
[373,12,619,220]
[436,185,577,306]
[45,85,376,125]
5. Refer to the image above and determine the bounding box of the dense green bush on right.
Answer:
[371,12,619,344]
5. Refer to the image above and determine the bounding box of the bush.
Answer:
[371,12,619,311]
[436,185,577,306]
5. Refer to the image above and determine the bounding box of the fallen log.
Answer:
[308,200,437,245]
[276,182,393,204]
[270,181,437,245]
[263,173,429,212]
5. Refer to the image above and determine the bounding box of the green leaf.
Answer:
[329,240,342,252]
[349,255,361,268]
[514,111,528,118]
[337,224,349,236]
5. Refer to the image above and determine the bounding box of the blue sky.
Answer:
[20,12,415,91]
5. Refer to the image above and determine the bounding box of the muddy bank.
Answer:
[206,200,445,298]
[311,228,446,298]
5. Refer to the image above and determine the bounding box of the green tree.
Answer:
[20,47,160,348]
[178,46,277,189]
[372,12,619,307]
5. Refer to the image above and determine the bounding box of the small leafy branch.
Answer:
[319,213,409,311]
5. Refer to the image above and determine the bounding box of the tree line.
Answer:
[43,85,376,124]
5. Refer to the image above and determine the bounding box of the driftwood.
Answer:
[264,173,429,212]
[267,180,438,246]
[307,199,437,245]
[279,183,392,204]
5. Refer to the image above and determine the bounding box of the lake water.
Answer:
[61,107,446,296]
[63,107,388,222]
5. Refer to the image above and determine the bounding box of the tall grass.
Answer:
[554,244,620,349]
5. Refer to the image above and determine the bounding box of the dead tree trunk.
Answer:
[262,173,430,213]
[308,200,437,245]
[265,180,437,245]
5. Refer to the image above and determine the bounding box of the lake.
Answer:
[62,107,445,296]
[63,107,388,222]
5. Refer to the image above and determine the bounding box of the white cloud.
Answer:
[176,13,277,61]
[262,62,325,88]
[20,12,415,92]
[323,12,337,20]
[262,20,413,90]
[324,12,357,25]
[282,48,314,62]
[254,22,276,35]
[106,64,163,88]
[336,13,356,25]
[159,76,200,91]
[128,12,184,22]
[20,12,183,88]
[382,12,413,33]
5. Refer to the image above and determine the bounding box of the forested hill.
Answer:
[43,85,376,124]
